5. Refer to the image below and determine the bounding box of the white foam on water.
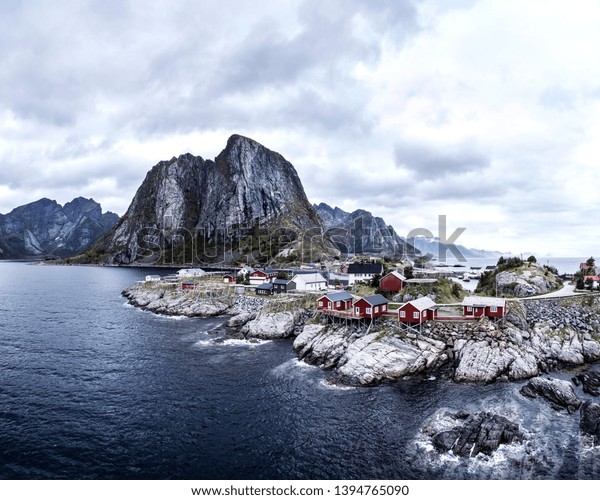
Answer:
[318,380,357,391]
[194,338,271,348]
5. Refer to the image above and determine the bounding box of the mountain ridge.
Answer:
[0,197,119,259]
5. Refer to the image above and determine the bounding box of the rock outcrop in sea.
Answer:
[0,197,118,259]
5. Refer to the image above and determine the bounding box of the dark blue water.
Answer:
[0,262,598,479]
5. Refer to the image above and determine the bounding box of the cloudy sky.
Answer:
[1,0,599,256]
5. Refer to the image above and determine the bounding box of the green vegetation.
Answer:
[400,277,466,304]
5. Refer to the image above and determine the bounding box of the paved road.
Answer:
[517,283,592,300]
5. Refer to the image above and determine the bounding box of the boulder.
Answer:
[580,401,600,445]
[572,372,600,397]
[520,376,581,413]
[423,410,523,458]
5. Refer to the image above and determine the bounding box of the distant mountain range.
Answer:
[410,236,503,260]
[0,197,119,259]
[0,135,502,265]
[314,203,417,258]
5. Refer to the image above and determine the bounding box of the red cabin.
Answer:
[317,291,353,311]
[353,294,389,319]
[398,297,436,324]
[223,274,236,283]
[379,271,407,293]
[462,296,506,318]
[181,282,198,291]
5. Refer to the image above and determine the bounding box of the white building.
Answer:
[290,273,328,291]
[177,268,207,278]
[145,275,161,282]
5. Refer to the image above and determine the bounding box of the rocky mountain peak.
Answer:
[90,135,338,265]
[0,197,119,259]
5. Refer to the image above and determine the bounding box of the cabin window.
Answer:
[383,304,387,311]
[490,306,498,313]
[400,311,406,318]
[366,308,372,314]
[467,306,473,312]
[318,301,323,307]
[374,306,379,313]
[413,312,419,319]
[423,310,428,318]
[336,301,340,307]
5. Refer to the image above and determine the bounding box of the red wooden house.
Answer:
[353,294,389,319]
[249,269,277,285]
[317,291,353,312]
[379,271,407,293]
[181,282,198,291]
[223,274,236,283]
[398,297,436,324]
[462,296,506,318]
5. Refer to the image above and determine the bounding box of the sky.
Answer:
[1,0,600,257]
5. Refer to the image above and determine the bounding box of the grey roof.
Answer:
[462,296,505,307]
[321,291,353,302]
[347,263,384,274]
[273,279,289,285]
[402,297,436,311]
[359,294,389,306]
[256,283,273,290]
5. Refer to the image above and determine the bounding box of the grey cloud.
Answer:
[394,139,490,176]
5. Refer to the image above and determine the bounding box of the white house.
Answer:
[290,273,328,291]
[177,268,207,278]
[145,275,161,282]
[347,263,384,286]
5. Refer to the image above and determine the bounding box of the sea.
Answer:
[1,260,599,480]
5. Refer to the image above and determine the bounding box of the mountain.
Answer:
[0,197,119,259]
[314,203,418,258]
[85,134,339,265]
[410,236,503,260]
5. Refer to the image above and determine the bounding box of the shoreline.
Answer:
[122,280,600,387]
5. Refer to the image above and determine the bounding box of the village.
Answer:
[142,259,512,332]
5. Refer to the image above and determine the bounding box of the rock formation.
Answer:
[0,197,118,259]
[90,135,339,265]
[520,376,582,413]
[314,203,416,258]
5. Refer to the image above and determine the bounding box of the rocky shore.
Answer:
[123,281,600,388]
[294,298,600,386]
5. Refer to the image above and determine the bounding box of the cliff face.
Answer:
[0,197,119,259]
[314,202,416,258]
[93,134,338,265]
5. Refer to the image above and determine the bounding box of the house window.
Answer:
[366,308,372,315]
[318,301,323,307]
[423,310,427,318]
[400,311,406,318]
[374,306,379,313]
[336,301,340,307]
[490,306,497,313]
[467,306,472,312]
[383,304,387,311]
[413,312,419,319]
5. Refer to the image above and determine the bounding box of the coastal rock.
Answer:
[454,340,513,383]
[573,372,600,397]
[294,324,349,369]
[580,401,600,445]
[295,323,447,386]
[241,310,303,339]
[336,333,447,385]
[496,268,558,297]
[422,409,523,458]
[520,376,582,413]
